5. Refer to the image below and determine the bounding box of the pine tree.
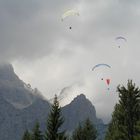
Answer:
[134,121,140,140]
[72,124,83,140]
[82,118,97,140]
[32,122,43,140]
[105,104,127,140]
[44,95,67,140]
[22,129,31,140]
[72,119,97,140]
[105,80,140,140]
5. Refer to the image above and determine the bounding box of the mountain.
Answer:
[0,63,107,140]
[0,63,44,109]
[62,94,102,131]
[62,94,107,140]
[0,63,51,140]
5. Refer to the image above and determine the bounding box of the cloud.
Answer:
[0,0,78,61]
[1,0,140,61]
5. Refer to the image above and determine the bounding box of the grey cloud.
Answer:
[1,0,140,61]
[0,0,77,61]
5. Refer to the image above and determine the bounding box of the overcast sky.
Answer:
[1,0,140,123]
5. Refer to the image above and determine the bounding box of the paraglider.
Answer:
[61,9,79,29]
[115,36,127,48]
[92,64,111,71]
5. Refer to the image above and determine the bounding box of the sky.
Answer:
[1,0,140,123]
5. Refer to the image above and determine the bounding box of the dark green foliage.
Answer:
[44,95,67,140]
[72,124,83,140]
[105,104,127,140]
[83,118,97,140]
[22,130,31,140]
[105,80,140,140]
[72,118,97,140]
[134,121,140,140]
[32,122,43,140]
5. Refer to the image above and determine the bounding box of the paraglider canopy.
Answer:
[92,64,111,71]
[61,9,79,21]
[115,36,127,42]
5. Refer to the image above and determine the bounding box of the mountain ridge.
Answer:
[0,63,107,140]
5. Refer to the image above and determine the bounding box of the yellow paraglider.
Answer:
[61,9,79,21]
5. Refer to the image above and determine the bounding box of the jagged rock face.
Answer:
[0,95,21,140]
[0,63,42,109]
[0,96,50,140]
[0,63,107,140]
[0,63,50,140]
[0,63,19,81]
[62,94,98,131]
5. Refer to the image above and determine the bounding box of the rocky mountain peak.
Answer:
[0,63,44,109]
[0,63,18,81]
[70,94,95,111]
[72,94,86,102]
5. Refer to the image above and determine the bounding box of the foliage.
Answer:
[22,130,32,140]
[44,95,67,140]
[72,118,97,140]
[105,80,140,140]
[32,122,43,140]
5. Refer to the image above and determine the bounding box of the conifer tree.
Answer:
[72,119,97,140]
[82,118,97,140]
[134,121,140,140]
[32,122,43,140]
[44,95,67,140]
[105,80,140,140]
[72,124,83,140]
[22,129,31,140]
